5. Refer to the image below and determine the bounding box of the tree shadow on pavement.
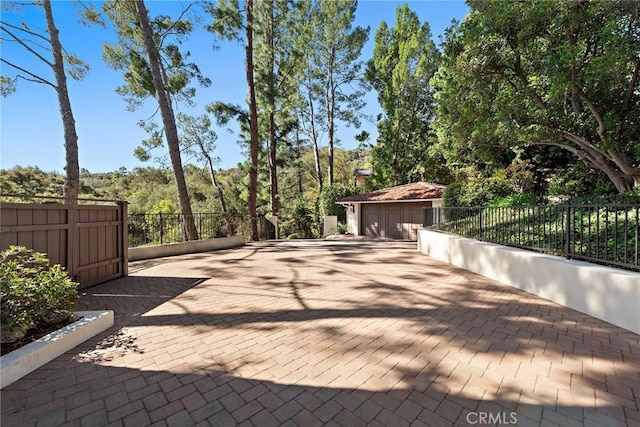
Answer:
[2,241,638,426]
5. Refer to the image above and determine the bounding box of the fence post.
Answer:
[159,212,164,245]
[119,201,129,277]
[634,208,640,265]
[423,207,433,227]
[565,205,571,259]
[479,208,483,237]
[67,204,78,281]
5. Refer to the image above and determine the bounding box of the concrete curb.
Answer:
[0,310,114,389]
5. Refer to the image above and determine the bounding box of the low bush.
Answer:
[442,181,465,207]
[548,161,616,198]
[443,177,513,207]
[568,191,640,205]
[319,183,359,223]
[488,193,539,207]
[0,246,79,334]
[281,198,315,239]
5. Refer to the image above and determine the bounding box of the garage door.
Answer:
[361,202,431,240]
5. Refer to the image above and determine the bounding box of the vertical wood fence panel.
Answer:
[0,201,128,289]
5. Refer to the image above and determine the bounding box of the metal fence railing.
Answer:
[127,213,284,247]
[423,204,640,271]
[128,211,327,247]
[128,213,238,247]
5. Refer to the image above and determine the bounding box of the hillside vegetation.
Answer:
[1,145,370,220]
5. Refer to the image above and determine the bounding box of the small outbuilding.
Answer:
[337,182,445,240]
[353,168,372,189]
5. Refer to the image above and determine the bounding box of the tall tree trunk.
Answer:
[268,111,278,216]
[43,0,78,205]
[195,134,231,231]
[204,154,234,235]
[134,0,198,240]
[307,89,323,191]
[205,157,228,214]
[294,127,304,194]
[326,72,335,186]
[267,7,278,217]
[584,154,634,193]
[246,0,259,241]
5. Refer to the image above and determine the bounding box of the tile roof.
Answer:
[354,168,372,176]
[337,182,446,203]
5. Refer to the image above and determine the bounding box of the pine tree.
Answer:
[1,0,86,203]
[102,0,208,240]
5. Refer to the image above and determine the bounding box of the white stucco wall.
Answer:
[323,216,338,236]
[346,204,361,235]
[418,228,640,335]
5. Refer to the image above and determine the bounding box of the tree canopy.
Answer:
[103,0,211,239]
[312,0,369,185]
[433,0,640,193]
[366,4,445,187]
[5,0,640,235]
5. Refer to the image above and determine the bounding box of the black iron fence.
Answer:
[128,213,240,247]
[127,213,282,247]
[423,204,640,271]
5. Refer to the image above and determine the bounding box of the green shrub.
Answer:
[568,191,640,205]
[336,224,348,234]
[488,193,539,207]
[319,183,359,223]
[282,198,315,239]
[548,161,616,198]
[443,177,513,207]
[0,246,79,332]
[442,182,465,207]
[505,161,536,194]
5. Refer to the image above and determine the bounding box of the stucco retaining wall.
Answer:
[418,228,640,334]
[129,235,245,261]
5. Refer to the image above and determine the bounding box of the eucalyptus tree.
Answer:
[207,0,260,240]
[311,0,369,185]
[102,0,209,240]
[434,0,640,193]
[366,4,442,186]
[0,0,88,203]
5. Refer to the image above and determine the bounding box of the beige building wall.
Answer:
[355,175,367,189]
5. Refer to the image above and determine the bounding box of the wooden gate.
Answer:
[0,200,128,289]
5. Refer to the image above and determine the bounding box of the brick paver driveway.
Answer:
[2,240,639,426]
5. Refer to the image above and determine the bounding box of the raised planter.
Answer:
[0,310,114,389]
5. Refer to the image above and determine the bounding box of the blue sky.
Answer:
[1,1,469,174]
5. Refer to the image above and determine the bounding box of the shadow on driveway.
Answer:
[2,240,638,426]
